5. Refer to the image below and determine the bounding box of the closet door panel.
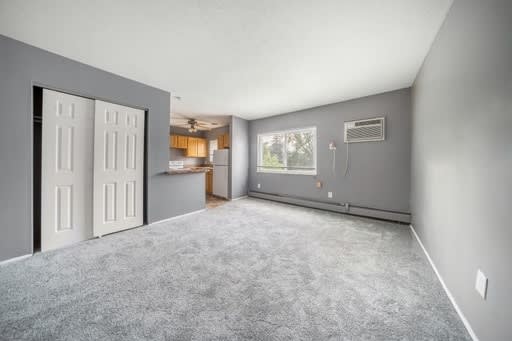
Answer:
[93,100,144,236]
[41,89,94,251]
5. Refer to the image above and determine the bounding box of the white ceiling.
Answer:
[0,0,452,120]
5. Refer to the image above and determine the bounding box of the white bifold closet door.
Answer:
[41,90,145,251]
[93,100,145,237]
[41,89,94,251]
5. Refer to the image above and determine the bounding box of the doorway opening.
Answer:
[33,87,43,252]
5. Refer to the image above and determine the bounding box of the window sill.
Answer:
[257,169,317,176]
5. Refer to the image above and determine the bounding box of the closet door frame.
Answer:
[32,84,148,251]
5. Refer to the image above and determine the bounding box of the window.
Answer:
[209,139,218,162]
[257,127,316,175]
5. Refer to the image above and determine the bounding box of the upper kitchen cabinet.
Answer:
[170,135,177,148]
[217,133,230,149]
[177,135,188,149]
[186,137,197,156]
[197,138,207,157]
[186,137,207,157]
[170,134,189,149]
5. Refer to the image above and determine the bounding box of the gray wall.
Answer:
[204,125,229,145]
[170,126,206,166]
[151,173,205,220]
[411,1,512,340]
[0,35,194,261]
[230,116,249,199]
[249,89,411,214]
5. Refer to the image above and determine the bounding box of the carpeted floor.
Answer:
[0,198,470,340]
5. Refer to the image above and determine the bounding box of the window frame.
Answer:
[257,126,317,175]
[208,139,218,162]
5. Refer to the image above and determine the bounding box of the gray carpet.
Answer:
[0,198,470,340]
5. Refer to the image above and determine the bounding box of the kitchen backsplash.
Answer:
[169,149,205,166]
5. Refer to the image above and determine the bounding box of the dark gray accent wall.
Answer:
[248,89,411,215]
[411,1,512,340]
[230,116,249,199]
[0,35,184,261]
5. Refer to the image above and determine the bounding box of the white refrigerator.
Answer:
[213,149,230,199]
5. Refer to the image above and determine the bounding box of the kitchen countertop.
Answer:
[166,167,212,175]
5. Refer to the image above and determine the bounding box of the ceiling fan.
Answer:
[172,117,212,132]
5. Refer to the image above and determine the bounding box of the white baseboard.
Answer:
[230,195,248,201]
[0,253,32,266]
[410,225,479,341]
[150,209,206,225]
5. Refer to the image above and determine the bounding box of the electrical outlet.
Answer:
[328,192,333,198]
[257,183,261,189]
[316,181,322,188]
[475,269,488,299]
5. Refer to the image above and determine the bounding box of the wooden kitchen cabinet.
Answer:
[172,134,207,157]
[170,135,178,148]
[186,137,207,157]
[216,135,223,149]
[197,138,207,157]
[186,137,198,156]
[170,135,188,149]
[205,169,213,194]
[217,133,230,149]
[217,134,225,149]
[177,135,188,149]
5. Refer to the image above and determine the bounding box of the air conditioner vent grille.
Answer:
[344,117,385,143]
[355,119,381,127]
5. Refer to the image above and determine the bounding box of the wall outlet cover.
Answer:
[257,183,261,189]
[475,269,488,299]
[328,192,333,198]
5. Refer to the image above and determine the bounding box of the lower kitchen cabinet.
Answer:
[205,169,213,194]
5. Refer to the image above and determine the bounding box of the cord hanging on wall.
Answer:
[344,141,350,177]
[329,141,336,174]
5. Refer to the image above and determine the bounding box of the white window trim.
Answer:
[208,139,218,162]
[257,126,317,176]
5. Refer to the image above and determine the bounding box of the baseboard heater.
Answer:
[248,191,411,223]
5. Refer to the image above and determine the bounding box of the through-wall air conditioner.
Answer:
[344,117,385,143]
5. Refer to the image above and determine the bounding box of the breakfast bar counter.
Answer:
[166,167,211,175]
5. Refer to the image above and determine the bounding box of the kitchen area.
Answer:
[168,114,232,209]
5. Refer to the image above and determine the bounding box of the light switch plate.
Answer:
[328,192,333,198]
[475,269,488,299]
[257,183,261,189]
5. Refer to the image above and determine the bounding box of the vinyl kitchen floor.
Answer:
[206,194,228,209]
